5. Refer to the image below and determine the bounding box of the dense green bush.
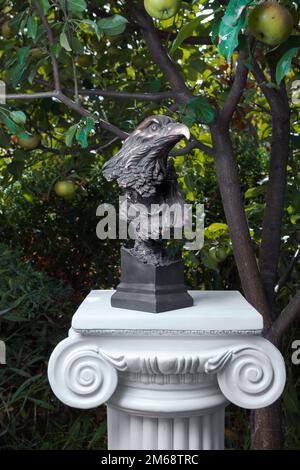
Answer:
[0,242,110,449]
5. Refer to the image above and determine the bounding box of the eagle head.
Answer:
[102,115,190,198]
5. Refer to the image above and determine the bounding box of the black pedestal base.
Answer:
[111,248,193,313]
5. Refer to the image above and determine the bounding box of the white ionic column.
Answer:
[48,290,286,451]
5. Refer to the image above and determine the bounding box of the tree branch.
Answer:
[33,0,61,91]
[251,58,278,108]
[77,89,175,101]
[37,136,119,156]
[252,59,291,313]
[60,91,129,139]
[267,290,300,342]
[220,50,249,123]
[6,90,128,139]
[170,138,214,156]
[62,0,80,103]
[5,91,59,100]
[32,78,175,102]
[126,0,192,102]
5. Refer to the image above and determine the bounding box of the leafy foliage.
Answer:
[0,0,300,450]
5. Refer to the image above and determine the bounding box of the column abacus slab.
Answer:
[48,290,286,450]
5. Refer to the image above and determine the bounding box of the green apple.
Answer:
[209,246,228,263]
[54,180,76,198]
[30,48,45,59]
[248,2,293,46]
[76,55,93,67]
[144,0,181,20]
[17,134,40,150]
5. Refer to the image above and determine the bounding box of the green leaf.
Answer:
[27,397,54,410]
[182,96,215,125]
[9,47,31,87]
[291,134,300,149]
[10,63,27,88]
[41,0,51,13]
[65,123,78,147]
[276,47,299,85]
[11,375,42,402]
[201,250,218,271]
[0,306,14,315]
[207,223,228,233]
[291,214,300,224]
[245,186,265,198]
[84,116,95,134]
[28,57,48,84]
[75,117,95,148]
[211,15,222,44]
[17,46,31,65]
[50,42,62,59]
[60,32,72,52]
[88,421,107,449]
[27,16,38,40]
[170,16,209,55]
[66,0,87,13]
[0,109,30,138]
[97,15,128,36]
[0,111,18,134]
[71,36,84,54]
[145,79,161,92]
[218,0,253,63]
[10,111,26,125]
[2,314,29,322]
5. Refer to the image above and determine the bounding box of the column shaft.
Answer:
[107,406,225,450]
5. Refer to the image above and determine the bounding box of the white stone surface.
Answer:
[48,290,286,450]
[72,290,263,332]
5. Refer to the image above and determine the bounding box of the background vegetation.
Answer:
[0,0,300,449]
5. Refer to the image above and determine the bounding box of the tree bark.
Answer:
[251,401,283,449]
[210,119,272,326]
[258,86,290,312]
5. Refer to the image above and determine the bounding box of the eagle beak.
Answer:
[168,123,190,141]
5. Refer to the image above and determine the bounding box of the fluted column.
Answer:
[107,408,224,450]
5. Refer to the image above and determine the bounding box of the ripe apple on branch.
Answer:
[247,2,294,46]
[144,0,181,20]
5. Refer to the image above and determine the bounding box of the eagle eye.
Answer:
[150,123,159,131]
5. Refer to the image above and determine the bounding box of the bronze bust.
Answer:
[102,115,193,312]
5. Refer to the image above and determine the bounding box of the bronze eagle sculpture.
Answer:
[102,115,190,265]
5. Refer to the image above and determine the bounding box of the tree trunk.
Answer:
[210,119,272,326]
[251,401,284,449]
[258,87,290,311]
[211,120,286,449]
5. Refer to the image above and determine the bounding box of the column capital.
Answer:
[205,339,286,409]
[48,336,126,409]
